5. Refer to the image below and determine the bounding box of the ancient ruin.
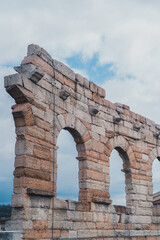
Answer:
[1,44,160,239]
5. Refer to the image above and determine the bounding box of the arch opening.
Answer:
[56,129,79,201]
[109,147,130,206]
[152,158,160,204]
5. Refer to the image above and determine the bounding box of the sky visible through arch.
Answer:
[1,0,160,204]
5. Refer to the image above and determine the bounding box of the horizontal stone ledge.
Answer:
[27,188,54,197]
[4,73,23,88]
[53,233,160,240]
[6,85,34,104]
[114,205,126,214]
[92,197,112,205]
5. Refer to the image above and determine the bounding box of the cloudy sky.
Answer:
[1,0,160,205]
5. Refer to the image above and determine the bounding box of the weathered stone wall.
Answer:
[3,44,160,239]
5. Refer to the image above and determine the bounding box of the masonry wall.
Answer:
[2,44,160,239]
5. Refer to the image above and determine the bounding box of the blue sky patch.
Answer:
[66,53,115,85]
[0,181,13,205]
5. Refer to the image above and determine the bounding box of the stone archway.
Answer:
[106,136,135,207]
[55,113,91,202]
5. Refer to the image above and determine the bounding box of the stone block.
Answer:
[91,125,105,136]
[79,179,106,191]
[27,44,53,66]
[15,139,34,156]
[0,232,23,240]
[74,108,92,123]
[92,92,103,105]
[67,200,76,211]
[93,197,112,205]
[69,231,77,238]
[79,169,105,182]
[75,73,84,86]
[37,78,53,92]
[4,73,22,88]
[15,63,44,83]
[131,215,151,224]
[76,84,84,95]
[53,59,75,81]
[55,70,64,84]
[90,81,98,93]
[21,54,54,77]
[31,208,48,221]
[77,229,98,238]
[57,114,66,129]
[89,105,99,116]
[59,89,70,100]
[75,119,86,136]
[30,196,51,208]
[84,88,92,99]
[27,188,54,197]
[36,117,50,131]
[67,211,83,222]
[97,86,105,98]
[33,145,51,160]
[54,198,68,209]
[22,76,34,92]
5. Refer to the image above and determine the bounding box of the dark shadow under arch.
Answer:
[64,127,84,144]
[115,146,130,170]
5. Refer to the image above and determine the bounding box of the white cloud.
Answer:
[72,68,89,79]
[102,75,160,122]
[1,0,160,121]
[0,177,11,182]
[1,0,160,204]
[111,194,126,206]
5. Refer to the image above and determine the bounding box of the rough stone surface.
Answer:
[4,73,22,88]
[3,44,160,239]
[0,232,22,240]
